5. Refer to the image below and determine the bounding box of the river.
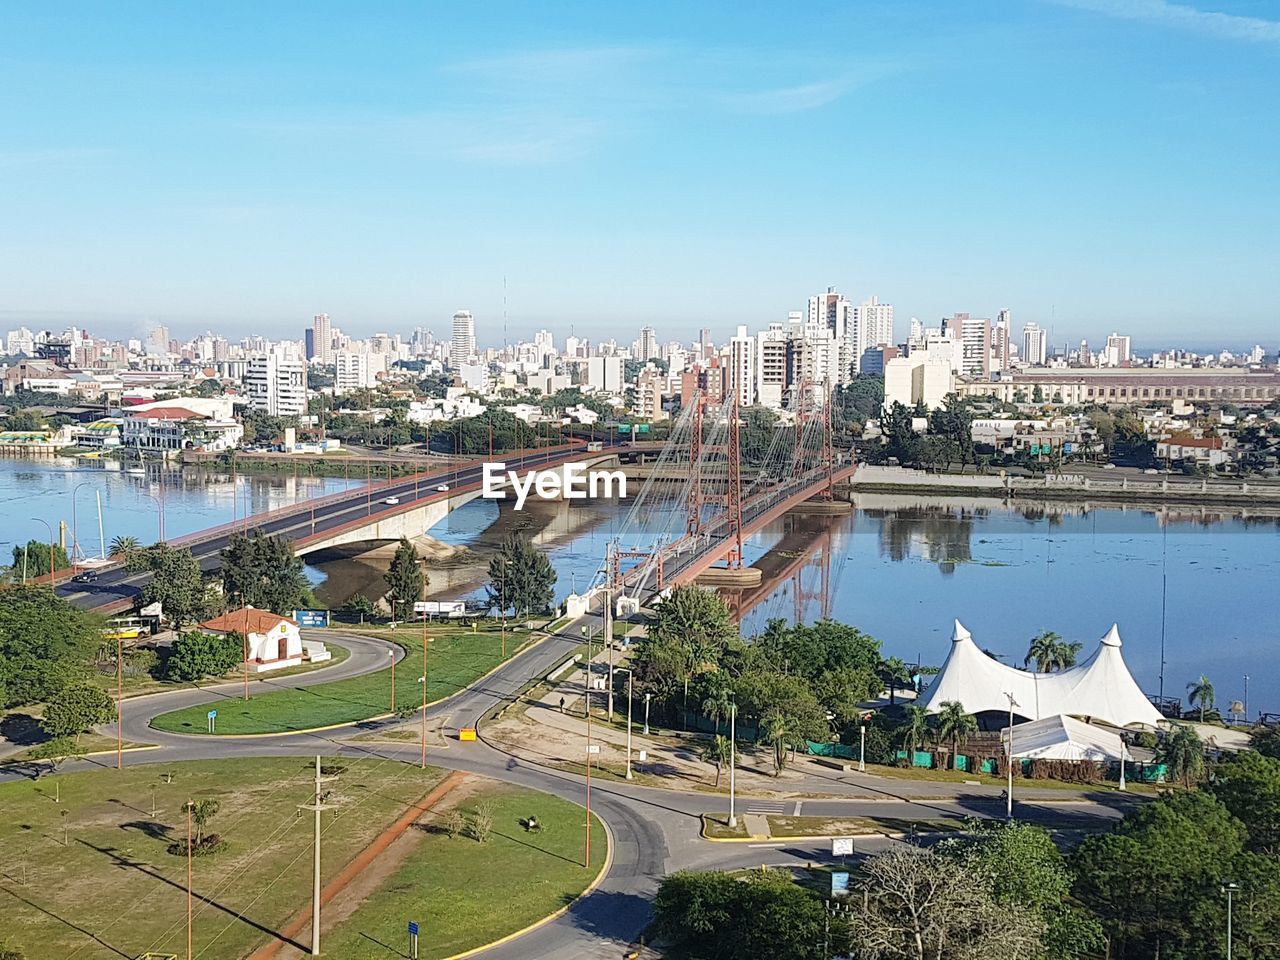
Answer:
[3,457,1276,715]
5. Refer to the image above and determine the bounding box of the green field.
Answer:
[0,757,446,960]
[150,623,531,735]
[322,782,608,959]
[0,759,605,960]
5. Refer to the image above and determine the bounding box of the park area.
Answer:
[0,757,606,960]
[149,622,527,735]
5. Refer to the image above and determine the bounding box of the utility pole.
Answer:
[585,668,593,868]
[116,635,123,770]
[1004,692,1019,820]
[604,542,614,721]
[728,701,737,828]
[186,799,193,960]
[420,622,431,769]
[299,756,338,956]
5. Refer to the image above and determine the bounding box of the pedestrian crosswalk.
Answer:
[745,800,789,814]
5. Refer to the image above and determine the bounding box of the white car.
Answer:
[383,496,400,504]
[435,484,450,492]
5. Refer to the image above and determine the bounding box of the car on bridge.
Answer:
[435,483,450,492]
[384,496,400,504]
[72,569,99,583]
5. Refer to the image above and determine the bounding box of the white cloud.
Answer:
[1054,0,1280,43]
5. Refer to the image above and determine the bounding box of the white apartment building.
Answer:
[1104,333,1132,367]
[309,313,333,363]
[943,313,992,378]
[585,356,623,394]
[1022,323,1048,366]
[450,310,476,368]
[884,351,956,412]
[333,350,386,393]
[728,325,756,406]
[854,297,895,370]
[637,326,658,361]
[245,353,306,416]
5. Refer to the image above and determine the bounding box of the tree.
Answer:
[1071,791,1248,957]
[899,704,931,757]
[219,530,311,615]
[654,869,829,960]
[1157,724,1206,789]
[3,408,47,431]
[940,821,1104,959]
[486,534,556,617]
[11,539,69,579]
[108,535,140,560]
[129,544,215,626]
[1024,631,1080,672]
[636,584,738,719]
[41,682,115,739]
[880,656,911,707]
[189,798,221,845]
[341,593,377,622]
[761,710,797,776]
[1210,750,1280,855]
[384,538,425,621]
[164,631,244,681]
[700,735,733,787]
[0,586,102,708]
[934,700,977,770]
[1187,674,1215,721]
[848,847,1046,959]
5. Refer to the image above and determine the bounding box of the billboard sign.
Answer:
[413,601,467,617]
[295,609,330,628]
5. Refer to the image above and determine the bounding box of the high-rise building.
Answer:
[1022,323,1048,366]
[308,313,333,363]
[637,326,658,361]
[943,313,992,377]
[728,325,755,406]
[994,309,1013,371]
[245,353,306,416]
[855,297,895,360]
[145,325,170,355]
[1105,332,1132,367]
[450,310,475,368]
[334,350,387,393]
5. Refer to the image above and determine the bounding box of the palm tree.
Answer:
[880,656,910,706]
[1187,675,1216,722]
[701,687,733,733]
[1057,640,1083,669]
[1024,631,1064,672]
[934,700,978,770]
[109,535,140,560]
[700,735,733,787]
[899,705,931,759]
[762,710,792,776]
[1156,724,1205,789]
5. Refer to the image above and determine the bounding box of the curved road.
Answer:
[2,619,1132,959]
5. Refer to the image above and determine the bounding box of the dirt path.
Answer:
[248,770,469,960]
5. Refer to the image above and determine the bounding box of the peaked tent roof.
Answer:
[1001,715,1125,762]
[919,621,1163,729]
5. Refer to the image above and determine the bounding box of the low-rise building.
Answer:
[198,608,305,673]
[123,405,243,452]
[1156,432,1233,467]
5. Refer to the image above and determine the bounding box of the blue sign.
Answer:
[831,871,850,897]
[296,609,330,628]
[1063,442,1074,454]
[207,710,217,719]
[407,921,419,936]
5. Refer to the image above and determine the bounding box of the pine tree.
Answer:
[384,538,425,621]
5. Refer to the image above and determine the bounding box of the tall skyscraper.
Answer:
[853,296,895,373]
[1105,332,1132,367]
[994,309,1013,371]
[1022,322,1048,366]
[638,325,658,361]
[308,313,333,363]
[450,310,475,368]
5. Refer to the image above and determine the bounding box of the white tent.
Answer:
[1002,714,1125,762]
[919,621,1164,729]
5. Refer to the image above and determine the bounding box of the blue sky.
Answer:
[1,1,1276,348]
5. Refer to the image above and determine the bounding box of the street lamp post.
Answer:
[389,649,396,712]
[615,667,635,780]
[1223,881,1238,960]
[643,693,652,736]
[859,722,866,773]
[1004,691,1019,819]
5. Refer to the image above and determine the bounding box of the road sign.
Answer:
[407,921,419,935]
[617,423,632,434]
[207,710,217,719]
[832,837,854,857]
[587,744,601,754]
[831,871,850,897]
[458,728,477,742]
[295,609,330,628]
[407,920,420,959]
[206,709,217,734]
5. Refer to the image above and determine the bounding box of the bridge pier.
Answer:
[695,567,763,588]
[789,499,853,516]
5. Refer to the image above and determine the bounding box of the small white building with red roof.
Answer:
[199,607,304,672]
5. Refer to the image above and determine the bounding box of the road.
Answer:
[1,617,1136,959]
[54,444,604,613]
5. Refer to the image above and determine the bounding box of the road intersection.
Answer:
[1,620,1136,959]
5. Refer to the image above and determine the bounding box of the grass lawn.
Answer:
[0,756,446,960]
[863,762,1159,795]
[150,623,531,735]
[321,782,607,959]
[1,732,153,765]
[766,814,965,837]
[88,641,352,699]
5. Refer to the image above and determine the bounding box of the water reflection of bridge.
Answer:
[718,513,847,624]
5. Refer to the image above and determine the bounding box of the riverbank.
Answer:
[846,464,1280,512]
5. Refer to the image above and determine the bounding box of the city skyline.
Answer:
[3,2,1277,341]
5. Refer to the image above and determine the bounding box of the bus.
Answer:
[102,617,148,641]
